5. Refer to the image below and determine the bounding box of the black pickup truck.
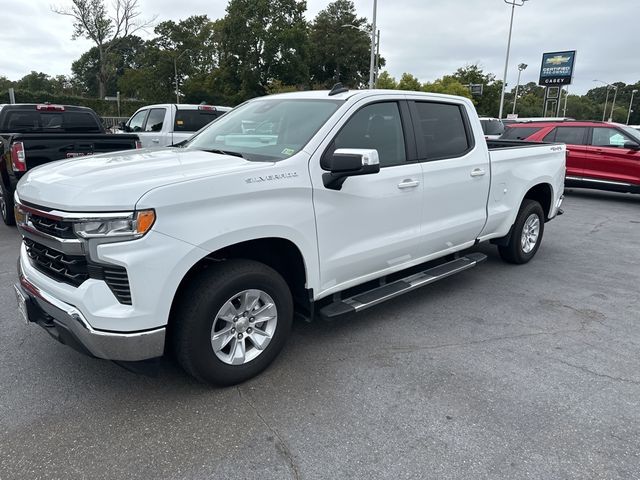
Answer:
[0,103,140,225]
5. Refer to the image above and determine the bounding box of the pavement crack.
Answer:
[556,359,640,385]
[236,387,300,480]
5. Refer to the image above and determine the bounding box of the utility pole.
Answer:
[627,89,638,125]
[512,63,527,115]
[608,86,618,122]
[174,49,191,104]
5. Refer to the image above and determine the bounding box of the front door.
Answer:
[584,126,640,186]
[310,100,424,295]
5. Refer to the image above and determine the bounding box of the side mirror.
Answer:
[323,148,380,190]
[118,121,129,132]
[623,141,640,151]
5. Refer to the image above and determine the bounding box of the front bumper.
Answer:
[16,260,166,362]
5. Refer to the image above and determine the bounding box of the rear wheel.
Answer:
[0,181,15,226]
[172,259,293,386]
[498,199,545,264]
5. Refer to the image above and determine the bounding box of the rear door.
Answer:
[585,126,640,185]
[140,107,168,147]
[541,126,589,179]
[408,99,490,255]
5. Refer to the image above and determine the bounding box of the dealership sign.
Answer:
[539,50,576,86]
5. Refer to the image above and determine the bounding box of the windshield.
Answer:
[621,126,640,143]
[183,99,344,161]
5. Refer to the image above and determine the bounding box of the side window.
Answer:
[413,102,471,160]
[327,102,406,168]
[592,127,633,148]
[145,108,166,132]
[544,127,587,145]
[127,110,148,132]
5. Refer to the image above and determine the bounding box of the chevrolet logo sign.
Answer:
[546,55,571,65]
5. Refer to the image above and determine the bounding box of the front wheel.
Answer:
[172,259,293,386]
[0,181,15,226]
[498,199,545,264]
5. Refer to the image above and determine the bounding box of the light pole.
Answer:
[498,0,529,120]
[368,0,377,89]
[594,80,613,122]
[512,63,527,115]
[341,22,379,89]
[627,89,638,125]
[608,85,618,122]
[174,49,191,104]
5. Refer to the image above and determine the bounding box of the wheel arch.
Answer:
[168,237,311,333]
[523,182,553,221]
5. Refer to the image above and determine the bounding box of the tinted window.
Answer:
[480,118,504,136]
[500,126,542,140]
[145,108,166,132]
[413,102,470,159]
[543,127,587,145]
[591,127,636,148]
[328,102,406,168]
[128,110,148,132]
[1,110,101,133]
[174,110,222,132]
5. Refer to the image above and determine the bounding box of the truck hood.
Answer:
[16,148,263,211]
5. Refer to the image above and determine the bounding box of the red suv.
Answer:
[501,121,640,194]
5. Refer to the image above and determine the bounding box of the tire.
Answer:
[0,181,15,226]
[172,259,293,386]
[498,199,545,264]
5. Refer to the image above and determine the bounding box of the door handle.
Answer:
[470,168,486,177]
[397,179,420,189]
[152,139,160,143]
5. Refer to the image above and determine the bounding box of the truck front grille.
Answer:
[30,214,76,239]
[24,239,132,305]
[24,238,88,286]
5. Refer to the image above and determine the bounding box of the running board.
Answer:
[319,252,487,319]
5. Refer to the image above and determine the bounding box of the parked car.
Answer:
[120,104,232,148]
[502,117,575,126]
[501,121,640,194]
[0,103,141,225]
[13,88,565,385]
[479,117,504,139]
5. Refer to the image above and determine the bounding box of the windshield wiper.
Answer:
[202,148,245,158]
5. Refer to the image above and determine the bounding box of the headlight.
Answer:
[73,209,156,240]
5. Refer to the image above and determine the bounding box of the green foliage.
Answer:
[309,0,371,88]
[375,71,397,89]
[451,64,502,116]
[218,0,309,103]
[423,75,472,99]
[397,73,421,91]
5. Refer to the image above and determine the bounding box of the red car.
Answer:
[501,121,640,194]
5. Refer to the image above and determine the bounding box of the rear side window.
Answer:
[480,119,504,136]
[145,108,166,132]
[174,110,222,132]
[500,126,542,140]
[543,127,587,145]
[413,102,471,160]
[1,110,101,133]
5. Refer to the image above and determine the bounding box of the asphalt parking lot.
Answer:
[0,189,639,480]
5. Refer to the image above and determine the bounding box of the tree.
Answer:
[217,0,309,103]
[309,0,371,88]
[15,72,54,93]
[376,71,396,89]
[397,73,421,91]
[72,35,145,97]
[53,0,155,99]
[452,64,502,116]
[423,75,472,99]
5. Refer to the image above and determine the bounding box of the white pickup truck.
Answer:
[120,103,231,148]
[14,88,565,385]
